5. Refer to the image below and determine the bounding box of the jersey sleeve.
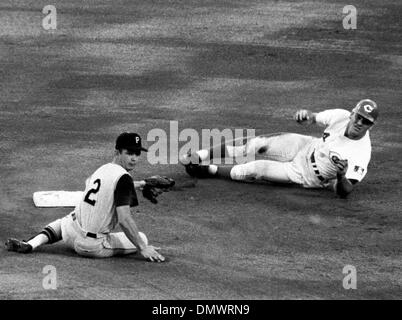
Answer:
[315,109,351,128]
[114,174,139,207]
[345,162,368,182]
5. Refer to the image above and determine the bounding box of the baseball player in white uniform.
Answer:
[182,99,379,198]
[6,132,165,262]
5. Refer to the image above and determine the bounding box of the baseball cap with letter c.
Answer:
[115,132,148,153]
[352,99,379,124]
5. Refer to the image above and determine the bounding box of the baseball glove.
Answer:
[142,175,175,204]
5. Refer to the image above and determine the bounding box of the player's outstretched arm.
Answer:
[294,109,317,125]
[117,206,165,262]
[334,175,355,198]
[333,160,357,198]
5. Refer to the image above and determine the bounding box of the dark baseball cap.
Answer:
[353,99,379,123]
[115,132,148,153]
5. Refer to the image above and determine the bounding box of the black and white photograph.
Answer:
[0,0,401,303]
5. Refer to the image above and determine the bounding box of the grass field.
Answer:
[0,0,401,299]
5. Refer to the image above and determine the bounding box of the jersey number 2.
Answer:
[84,179,101,206]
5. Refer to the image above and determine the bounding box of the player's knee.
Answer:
[230,163,258,180]
[246,137,264,154]
[252,161,272,179]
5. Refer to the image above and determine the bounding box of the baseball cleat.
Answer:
[184,163,211,178]
[5,238,33,254]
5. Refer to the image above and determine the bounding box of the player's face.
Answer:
[117,149,141,171]
[346,113,373,139]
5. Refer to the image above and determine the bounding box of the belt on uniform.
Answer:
[310,151,325,182]
[71,212,101,239]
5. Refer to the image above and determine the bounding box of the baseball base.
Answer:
[33,191,83,207]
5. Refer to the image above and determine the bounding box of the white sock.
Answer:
[208,165,218,175]
[196,149,209,161]
[27,234,49,250]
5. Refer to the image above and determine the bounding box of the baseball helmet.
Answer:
[352,99,379,123]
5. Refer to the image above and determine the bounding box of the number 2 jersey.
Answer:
[297,109,372,188]
[74,163,137,234]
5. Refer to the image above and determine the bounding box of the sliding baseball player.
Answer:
[182,99,379,198]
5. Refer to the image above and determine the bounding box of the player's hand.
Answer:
[335,159,348,177]
[294,109,312,124]
[140,245,165,262]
